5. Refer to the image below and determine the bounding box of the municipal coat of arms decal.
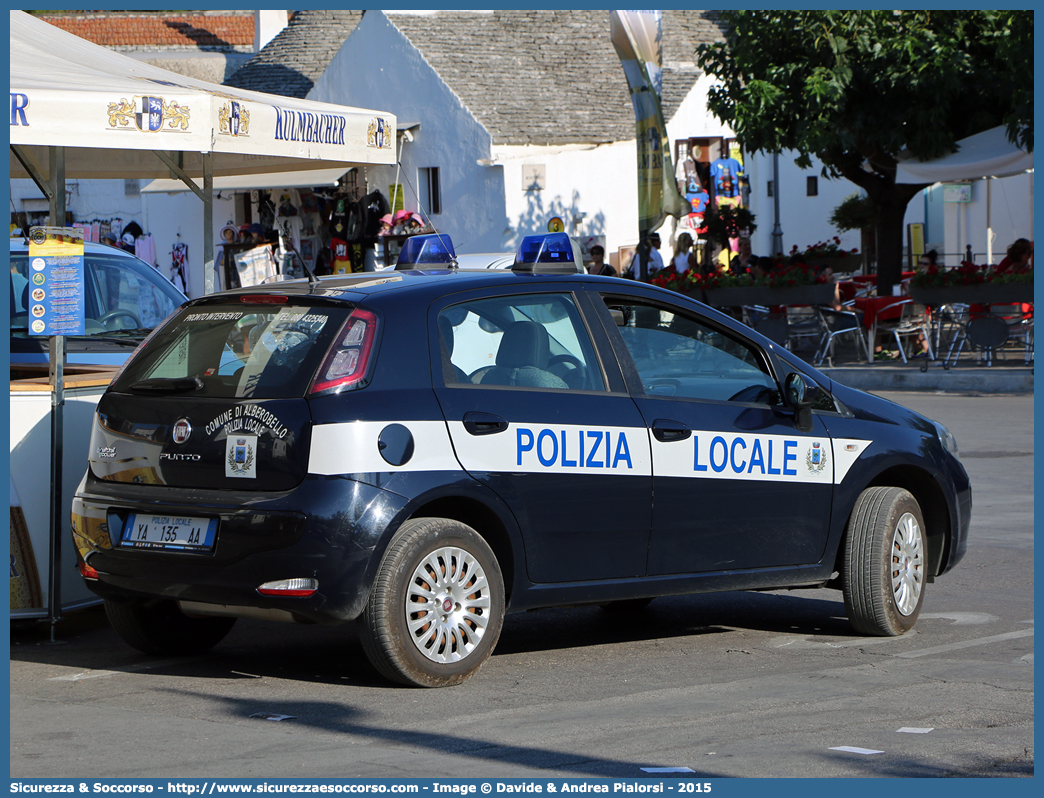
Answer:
[226,434,257,479]
[806,441,828,475]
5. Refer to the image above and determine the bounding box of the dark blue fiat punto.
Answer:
[71,233,971,687]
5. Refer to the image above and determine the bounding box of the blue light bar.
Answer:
[512,233,584,273]
[394,234,456,269]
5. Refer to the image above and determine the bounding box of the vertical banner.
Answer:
[388,184,405,214]
[27,226,85,336]
[610,10,689,234]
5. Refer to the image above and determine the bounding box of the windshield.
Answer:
[110,302,353,399]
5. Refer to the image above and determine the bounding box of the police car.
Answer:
[71,232,971,687]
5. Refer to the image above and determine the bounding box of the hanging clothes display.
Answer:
[352,189,390,272]
[134,233,156,268]
[328,192,363,273]
[710,156,744,206]
[171,241,189,294]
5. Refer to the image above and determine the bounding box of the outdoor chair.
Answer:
[814,306,868,366]
[875,299,934,364]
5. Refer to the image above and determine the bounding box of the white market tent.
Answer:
[9,9,397,292]
[895,126,1034,263]
[141,168,352,195]
[8,10,397,626]
[895,126,1033,184]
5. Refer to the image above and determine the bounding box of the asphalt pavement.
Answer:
[9,392,1033,779]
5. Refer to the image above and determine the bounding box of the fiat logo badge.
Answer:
[172,419,192,445]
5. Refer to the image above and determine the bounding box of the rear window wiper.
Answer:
[128,376,204,394]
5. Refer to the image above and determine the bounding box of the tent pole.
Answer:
[153,151,206,202]
[203,152,214,295]
[47,146,67,639]
[48,147,66,226]
[47,335,65,641]
[986,177,993,265]
[11,146,53,202]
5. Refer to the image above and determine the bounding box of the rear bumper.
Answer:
[71,472,407,624]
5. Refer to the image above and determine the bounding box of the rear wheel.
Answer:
[359,518,505,687]
[104,599,236,655]
[843,487,927,636]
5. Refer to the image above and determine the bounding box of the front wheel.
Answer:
[359,518,505,687]
[843,487,927,636]
[104,598,236,655]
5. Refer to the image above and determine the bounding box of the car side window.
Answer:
[606,299,780,405]
[438,293,605,391]
[92,260,179,331]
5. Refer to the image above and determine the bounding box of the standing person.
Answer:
[587,245,617,277]
[670,232,696,274]
[626,232,665,278]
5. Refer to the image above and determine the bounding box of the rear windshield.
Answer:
[110,303,353,399]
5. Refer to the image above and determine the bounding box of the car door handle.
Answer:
[462,412,509,436]
[651,419,692,442]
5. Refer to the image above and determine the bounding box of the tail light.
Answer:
[77,560,100,581]
[257,578,318,597]
[309,308,378,395]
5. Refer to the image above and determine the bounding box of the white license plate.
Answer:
[122,514,217,551]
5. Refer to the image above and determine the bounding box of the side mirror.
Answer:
[784,372,813,433]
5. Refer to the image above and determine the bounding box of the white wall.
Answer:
[309,11,507,254]
[930,173,1033,265]
[141,190,237,299]
[744,153,869,264]
[10,177,144,241]
[10,176,235,300]
[744,152,1033,269]
[491,141,634,256]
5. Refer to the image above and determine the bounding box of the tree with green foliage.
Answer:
[697,10,1033,293]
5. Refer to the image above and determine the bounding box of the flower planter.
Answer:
[805,255,855,274]
[910,283,1034,306]
[703,284,836,307]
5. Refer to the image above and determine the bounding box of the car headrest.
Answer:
[496,321,550,369]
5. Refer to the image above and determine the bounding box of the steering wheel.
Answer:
[98,309,142,330]
[547,354,584,370]
[468,365,496,384]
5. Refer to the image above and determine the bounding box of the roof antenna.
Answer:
[279,220,320,289]
[397,162,457,269]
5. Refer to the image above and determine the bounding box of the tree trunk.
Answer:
[835,161,924,297]
[874,198,909,297]
[860,227,875,273]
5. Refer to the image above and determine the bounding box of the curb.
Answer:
[820,366,1034,394]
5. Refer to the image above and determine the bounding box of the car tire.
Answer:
[843,487,927,636]
[104,598,236,655]
[359,518,505,688]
